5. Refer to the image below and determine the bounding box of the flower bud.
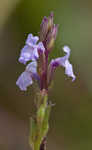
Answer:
[46,24,58,51]
[39,13,54,41]
[47,12,54,31]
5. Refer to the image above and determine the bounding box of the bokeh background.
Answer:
[0,0,92,150]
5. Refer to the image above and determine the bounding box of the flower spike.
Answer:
[16,13,76,150]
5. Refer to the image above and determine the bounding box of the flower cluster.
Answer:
[16,13,76,91]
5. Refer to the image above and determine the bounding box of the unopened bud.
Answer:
[46,24,58,50]
[47,12,54,31]
[39,13,54,41]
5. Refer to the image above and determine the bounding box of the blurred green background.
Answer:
[0,0,92,150]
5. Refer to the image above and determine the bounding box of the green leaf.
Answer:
[29,117,37,149]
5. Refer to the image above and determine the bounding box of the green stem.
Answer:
[29,90,51,150]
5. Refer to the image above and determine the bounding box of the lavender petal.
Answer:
[49,46,76,81]
[64,60,76,81]
[16,71,33,91]
[26,61,37,73]
[37,42,45,52]
[26,34,39,47]
[19,45,39,64]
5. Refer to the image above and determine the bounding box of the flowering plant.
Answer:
[16,13,76,150]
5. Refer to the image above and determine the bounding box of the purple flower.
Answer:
[19,34,45,64]
[16,61,38,91]
[49,46,76,81]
